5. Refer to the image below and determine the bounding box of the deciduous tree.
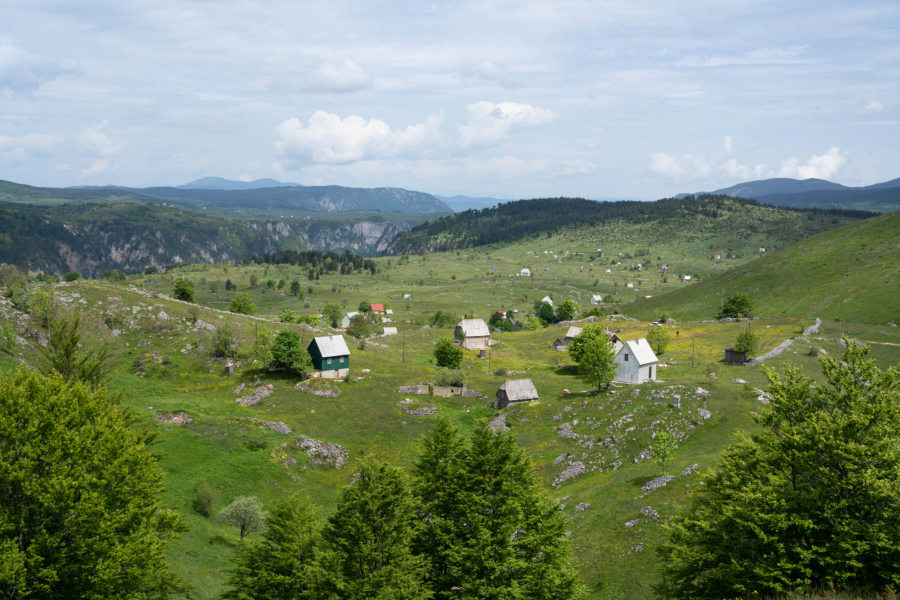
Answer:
[172,277,195,302]
[218,496,265,541]
[433,338,463,369]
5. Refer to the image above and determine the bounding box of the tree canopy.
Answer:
[270,330,313,376]
[658,340,900,598]
[433,338,463,369]
[172,277,195,302]
[0,368,186,599]
[230,292,257,315]
[718,292,753,319]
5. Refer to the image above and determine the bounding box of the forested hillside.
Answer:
[386,195,873,254]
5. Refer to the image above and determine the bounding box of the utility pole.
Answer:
[402,330,406,364]
[691,333,696,367]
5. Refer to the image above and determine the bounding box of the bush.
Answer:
[193,480,216,517]
[230,292,257,315]
[172,277,195,302]
[347,314,369,339]
[734,329,759,355]
[434,338,463,369]
[431,311,457,328]
[211,325,236,358]
[433,369,466,387]
[718,293,753,319]
[647,326,671,355]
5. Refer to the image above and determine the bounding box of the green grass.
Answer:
[626,211,900,325]
[1,224,897,599]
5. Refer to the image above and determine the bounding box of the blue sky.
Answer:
[1,0,898,199]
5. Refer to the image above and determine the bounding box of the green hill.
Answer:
[625,211,900,324]
[387,195,873,254]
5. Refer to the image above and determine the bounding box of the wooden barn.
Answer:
[307,335,351,378]
[455,318,491,350]
[614,338,658,383]
[494,378,539,409]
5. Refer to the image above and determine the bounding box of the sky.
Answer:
[1,0,898,200]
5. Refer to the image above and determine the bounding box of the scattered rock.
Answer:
[732,378,747,384]
[553,461,586,487]
[241,418,292,434]
[633,448,653,464]
[236,384,274,406]
[698,409,712,420]
[398,403,438,416]
[680,463,700,477]
[642,475,675,493]
[297,435,348,468]
[672,395,681,409]
[803,317,822,337]
[295,383,340,397]
[694,387,710,397]
[233,383,246,395]
[489,413,509,433]
[640,506,660,521]
[153,411,192,425]
[624,519,639,528]
[554,453,569,465]
[556,422,581,440]
[574,502,591,513]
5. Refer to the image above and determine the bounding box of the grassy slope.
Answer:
[625,211,900,324]
[1,217,897,599]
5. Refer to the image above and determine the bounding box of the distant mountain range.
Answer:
[680,177,900,212]
[0,178,452,215]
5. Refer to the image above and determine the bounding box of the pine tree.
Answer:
[322,460,430,600]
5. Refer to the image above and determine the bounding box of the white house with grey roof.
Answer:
[614,338,658,383]
[454,318,491,349]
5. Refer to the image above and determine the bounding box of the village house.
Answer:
[455,318,491,350]
[590,294,603,305]
[520,267,531,277]
[369,303,385,315]
[403,293,412,300]
[382,327,398,336]
[340,311,359,328]
[551,325,582,351]
[614,338,658,383]
[609,332,625,353]
[307,335,351,378]
[541,296,554,306]
[494,378,539,409]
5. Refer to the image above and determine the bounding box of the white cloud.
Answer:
[649,140,848,184]
[778,146,848,180]
[305,59,371,92]
[80,158,111,179]
[78,121,118,156]
[274,110,444,165]
[457,101,555,148]
[0,41,76,94]
[0,132,62,159]
[863,98,884,114]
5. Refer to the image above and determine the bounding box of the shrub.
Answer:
[434,338,463,369]
[230,292,257,315]
[434,369,466,387]
[173,277,195,302]
[734,329,759,355]
[431,311,457,328]
[718,293,753,319]
[647,326,671,355]
[193,480,216,517]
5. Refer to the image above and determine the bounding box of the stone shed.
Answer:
[494,378,539,409]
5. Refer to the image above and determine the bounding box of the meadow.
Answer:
[1,220,897,599]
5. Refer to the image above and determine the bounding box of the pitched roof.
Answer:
[383,327,398,335]
[343,311,359,320]
[541,296,554,306]
[498,378,539,401]
[457,318,489,337]
[311,335,350,358]
[619,338,658,365]
[565,326,583,339]
[370,303,385,312]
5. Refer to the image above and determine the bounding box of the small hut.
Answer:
[494,378,539,409]
[455,318,491,350]
[340,311,359,328]
[307,335,351,378]
[590,294,603,305]
[614,338,658,383]
[724,347,748,364]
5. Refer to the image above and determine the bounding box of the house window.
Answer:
[327,358,332,365]
[624,354,629,361]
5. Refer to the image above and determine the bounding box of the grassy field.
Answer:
[1,224,897,599]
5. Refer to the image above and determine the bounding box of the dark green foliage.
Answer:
[63,271,81,281]
[575,334,616,390]
[346,314,369,339]
[567,325,608,365]
[172,277,195,302]
[653,431,677,474]
[270,330,313,376]
[388,195,872,254]
[358,301,371,313]
[717,292,753,319]
[230,292,257,315]
[430,310,457,328]
[556,299,578,322]
[646,326,670,355]
[413,419,584,600]
[488,311,515,332]
[290,280,301,296]
[224,495,321,600]
[278,309,296,323]
[0,368,186,598]
[38,312,110,388]
[218,496,265,541]
[733,329,759,355]
[433,338,463,369]
[193,480,216,518]
[322,303,342,327]
[658,341,900,598]
[322,460,430,600]
[0,263,26,294]
[536,301,556,324]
